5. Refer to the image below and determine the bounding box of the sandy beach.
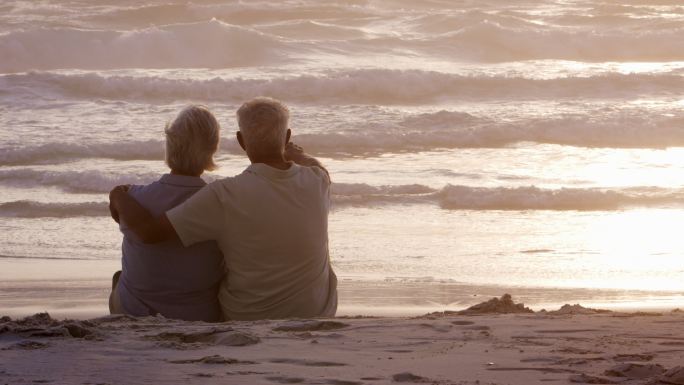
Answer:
[2,295,683,385]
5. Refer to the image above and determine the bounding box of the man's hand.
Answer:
[284,142,304,161]
[109,185,130,224]
[108,184,178,244]
[283,142,330,182]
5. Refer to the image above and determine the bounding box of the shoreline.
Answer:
[2,275,683,320]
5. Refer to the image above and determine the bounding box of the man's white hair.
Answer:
[165,105,220,175]
[236,97,289,156]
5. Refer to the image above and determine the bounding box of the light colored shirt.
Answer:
[118,174,224,322]
[167,163,337,320]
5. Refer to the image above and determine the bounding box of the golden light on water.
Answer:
[583,209,684,291]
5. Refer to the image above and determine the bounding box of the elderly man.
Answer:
[109,97,337,321]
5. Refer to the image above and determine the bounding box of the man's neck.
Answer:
[250,155,291,170]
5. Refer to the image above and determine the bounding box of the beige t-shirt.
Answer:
[166,162,337,320]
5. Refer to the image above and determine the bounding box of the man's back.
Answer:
[167,163,338,320]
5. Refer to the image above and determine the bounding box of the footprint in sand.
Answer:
[269,358,347,367]
[265,377,362,385]
[146,328,259,347]
[392,372,430,383]
[487,367,579,374]
[418,323,452,333]
[192,373,214,378]
[534,329,601,334]
[2,340,49,350]
[266,376,306,384]
[612,353,654,362]
[521,356,604,365]
[168,355,256,365]
[568,373,616,384]
[604,363,665,379]
[659,366,684,385]
[659,341,684,346]
[324,380,363,385]
[463,325,490,331]
[553,347,603,355]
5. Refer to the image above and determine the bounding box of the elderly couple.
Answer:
[108,97,337,322]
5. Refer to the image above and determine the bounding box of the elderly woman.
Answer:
[108,105,224,322]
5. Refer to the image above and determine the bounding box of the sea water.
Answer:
[2,0,684,316]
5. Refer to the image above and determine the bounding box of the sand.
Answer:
[2,295,684,385]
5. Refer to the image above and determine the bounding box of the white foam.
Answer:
[3,3,684,68]
[0,20,285,72]
[0,168,159,194]
[0,141,165,166]
[0,172,680,214]
[0,201,107,218]
[428,20,684,62]
[335,183,683,211]
[3,107,684,166]
[3,70,682,105]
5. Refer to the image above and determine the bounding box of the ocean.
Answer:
[2,0,684,317]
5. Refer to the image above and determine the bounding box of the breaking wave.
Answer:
[0,20,287,72]
[3,4,684,69]
[334,183,684,211]
[425,21,684,62]
[0,201,108,218]
[1,169,682,212]
[0,168,160,194]
[0,140,165,166]
[2,70,682,104]
[3,108,684,166]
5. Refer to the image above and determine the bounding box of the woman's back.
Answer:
[117,173,224,322]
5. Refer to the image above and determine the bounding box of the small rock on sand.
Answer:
[548,304,612,315]
[169,355,255,365]
[64,323,93,338]
[568,373,616,384]
[213,331,260,346]
[458,294,533,315]
[392,372,427,382]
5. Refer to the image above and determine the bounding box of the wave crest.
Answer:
[0,168,159,193]
[1,175,681,214]
[3,70,683,104]
[0,20,285,72]
[4,108,684,166]
[335,183,683,211]
[0,201,108,218]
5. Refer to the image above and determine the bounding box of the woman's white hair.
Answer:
[236,97,289,156]
[165,105,220,176]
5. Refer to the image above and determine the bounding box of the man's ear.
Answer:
[237,131,246,152]
[285,129,291,144]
